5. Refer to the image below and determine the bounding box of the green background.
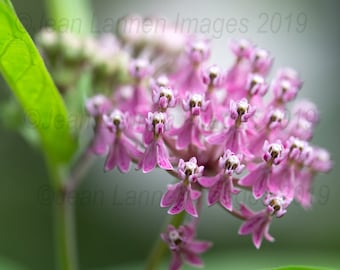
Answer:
[0,0,339,269]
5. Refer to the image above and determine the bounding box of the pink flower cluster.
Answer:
[86,35,332,269]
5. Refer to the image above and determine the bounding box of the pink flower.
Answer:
[294,147,332,208]
[202,65,225,91]
[245,73,268,100]
[118,59,152,115]
[207,99,255,154]
[269,137,309,200]
[271,68,302,105]
[229,39,254,60]
[249,109,287,155]
[239,194,290,248]
[138,112,173,173]
[199,150,243,210]
[171,40,210,96]
[86,95,112,155]
[239,141,285,199]
[250,47,273,75]
[169,93,209,149]
[238,204,274,249]
[152,86,176,112]
[161,157,203,217]
[103,110,142,172]
[161,223,212,270]
[264,193,291,218]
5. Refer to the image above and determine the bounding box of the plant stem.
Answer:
[145,212,186,270]
[53,149,93,270]
[54,188,78,270]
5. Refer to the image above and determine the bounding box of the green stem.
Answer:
[145,212,186,270]
[54,188,78,270]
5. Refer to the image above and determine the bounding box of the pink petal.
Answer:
[168,189,185,215]
[253,173,269,199]
[188,241,212,254]
[220,181,233,211]
[183,252,203,267]
[208,180,222,206]
[192,125,205,149]
[239,203,254,219]
[140,141,157,173]
[264,223,275,243]
[252,227,264,249]
[157,141,173,170]
[224,127,240,153]
[239,164,268,186]
[198,175,220,187]
[185,195,198,217]
[206,130,228,144]
[91,122,112,155]
[238,215,263,235]
[201,103,213,125]
[123,136,143,159]
[176,120,193,149]
[104,144,118,172]
[189,188,201,200]
[160,183,182,207]
[170,252,182,270]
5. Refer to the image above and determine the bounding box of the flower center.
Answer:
[237,100,249,116]
[268,143,283,159]
[225,154,240,171]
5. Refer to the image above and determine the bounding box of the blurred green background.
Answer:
[0,0,339,269]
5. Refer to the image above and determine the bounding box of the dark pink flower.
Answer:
[161,158,203,217]
[239,194,290,248]
[152,86,176,112]
[207,99,255,154]
[169,93,209,149]
[171,40,210,96]
[199,150,243,210]
[103,110,141,172]
[139,112,173,173]
[238,204,274,249]
[239,141,285,199]
[161,223,212,270]
[250,47,273,75]
[86,95,112,155]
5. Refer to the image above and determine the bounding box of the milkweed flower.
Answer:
[199,150,243,210]
[72,17,333,268]
[161,223,212,270]
[161,157,203,217]
[138,112,173,173]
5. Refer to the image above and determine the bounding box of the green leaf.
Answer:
[0,1,76,170]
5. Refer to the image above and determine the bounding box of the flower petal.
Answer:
[207,180,222,206]
[140,141,157,173]
[117,142,130,173]
[157,141,173,170]
[160,183,182,207]
[169,252,182,270]
[238,215,263,235]
[185,194,198,217]
[183,252,203,267]
[198,174,220,188]
[188,240,212,254]
[168,189,185,215]
[176,120,193,149]
[253,174,269,199]
[104,143,118,172]
[220,180,233,211]
[206,130,228,144]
